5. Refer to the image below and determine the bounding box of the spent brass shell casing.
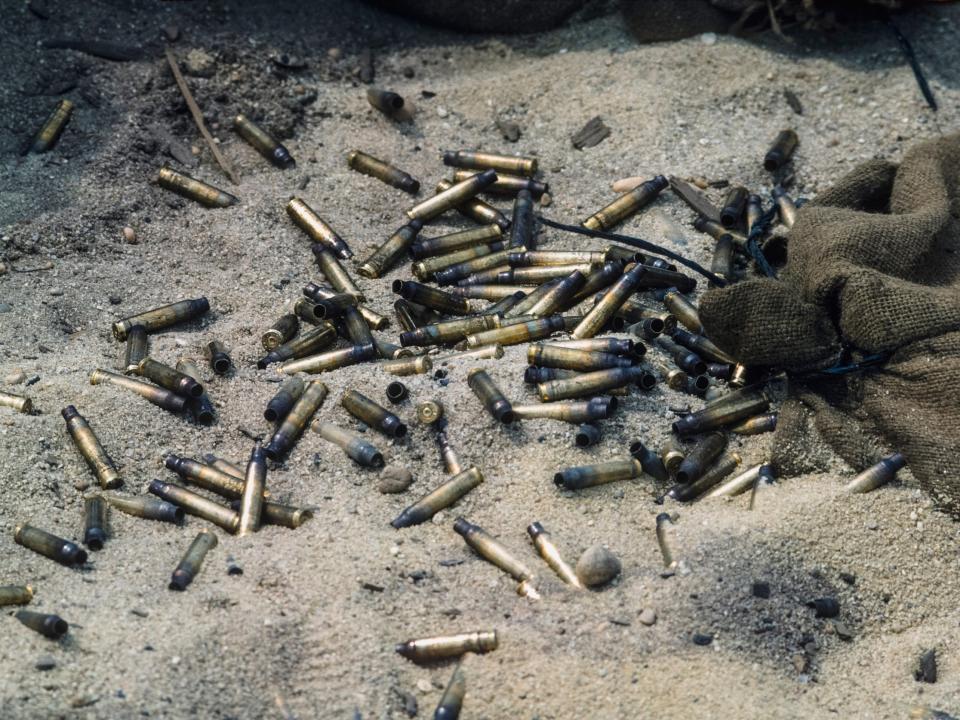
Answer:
[434,179,511,230]
[660,438,686,475]
[434,659,467,720]
[451,285,527,302]
[672,387,770,435]
[453,169,548,197]
[527,522,583,588]
[170,529,218,591]
[303,284,383,327]
[705,463,762,498]
[527,270,586,317]
[408,170,499,222]
[255,501,313,529]
[465,314,565,348]
[616,297,673,335]
[628,440,670,482]
[0,585,34,607]
[342,390,407,438]
[83,494,108,551]
[265,381,328,459]
[554,458,643,490]
[233,113,294,168]
[392,466,484,528]
[511,397,616,424]
[605,245,644,264]
[694,216,747,245]
[393,280,471,316]
[410,224,503,260]
[264,377,306,423]
[633,265,697,294]
[29,99,74,153]
[312,421,384,468]
[381,355,432,376]
[501,280,562,318]
[342,306,375,348]
[417,400,444,425]
[508,189,536,249]
[729,412,777,435]
[174,357,216,424]
[347,150,419,194]
[443,150,538,177]
[746,193,764,235]
[845,452,907,494]
[287,198,353,259]
[662,290,702,333]
[312,246,364,298]
[764,129,799,172]
[14,523,87,566]
[435,345,505,366]
[773,186,798,228]
[279,343,376,375]
[569,261,626,305]
[149,480,239,533]
[749,464,777,510]
[137,358,203,399]
[656,336,707,377]
[202,454,245,480]
[572,263,649,339]
[454,517,534,582]
[112,298,209,342]
[538,366,654,402]
[101,492,184,523]
[467,368,514,424]
[396,630,498,663]
[386,381,409,404]
[481,291,527,316]
[164,454,248,500]
[394,298,425,332]
[711,234,734,283]
[675,432,727,484]
[509,251,607,267]
[158,167,237,208]
[122,324,149,375]
[15,610,68,639]
[204,341,232,374]
[656,513,679,568]
[366,87,405,118]
[357,220,423,279]
[528,344,633,372]
[582,175,668,232]
[493,265,594,286]
[663,452,741,502]
[706,363,733,381]
[238,443,267,536]
[400,315,500,347]
[671,329,737,365]
[575,423,602,447]
[257,323,338,369]
[0,390,33,414]
[719,186,748,229]
[373,336,405,360]
[436,428,462,474]
[434,245,523,286]
[62,405,122,489]
[651,360,688,390]
[262,313,300,351]
[729,363,750,388]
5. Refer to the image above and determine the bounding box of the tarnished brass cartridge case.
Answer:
[651,360,688,390]
[705,463,762,498]
[617,297,675,335]
[773,186,797,228]
[508,189,536,249]
[170,529,218,591]
[451,285,526,302]
[664,452,741,502]
[660,438,686,475]
[392,466,484,528]
[14,523,87,566]
[465,314,565,348]
[527,522,583,588]
[393,280,471,316]
[0,390,33,414]
[633,265,696,294]
[149,480,239,532]
[382,354,432,376]
[238,443,267,536]
[526,270,586,317]
[15,610,68,639]
[366,88,406,118]
[655,336,707,376]
[287,198,353,259]
[265,381,328,459]
[342,389,407,438]
[502,280,562,318]
[204,341,232,375]
[711,234,734,283]
[122,324,149,375]
[480,292,527,317]
[407,170,498,222]
[694,216,747,245]
[0,585,34,607]
[675,432,727,484]
[572,263,649,339]
[386,381,409,404]
[357,220,423,279]
[845,452,907,494]
[528,344,633,372]
[509,251,607,267]
[62,405,122,489]
[671,329,737,365]
[158,167,237,208]
[311,247,364,299]
[170,357,215,423]
[202,454,245,480]
[764,129,799,172]
[253,501,313,529]
[347,150,419,193]
[257,323,338,369]
[309,292,361,321]
[234,113,294,168]
[136,358,203,398]
[554,458,643,490]
[304,283,384,327]
[454,517,534,582]
[569,261,625,305]
[29,99,74,153]
[164,454,247,500]
[662,290,703,334]
[575,423,602,447]
[434,246,522,286]
[279,343,375,375]
[112,298,209,342]
[396,630,498,663]
[746,194,763,235]
[434,179,511,230]
[729,363,750,388]
[511,397,615,424]
[342,307,375,349]
[673,386,770,435]
[264,377,305,423]
[411,225,503,260]
[467,368,515,423]
[656,513,678,568]
[443,150,538,177]
[494,265,594,286]
[719,186,748,229]
[729,412,777,436]
[628,440,670,482]
[749,464,777,510]
[400,315,500,347]
[101,492,184,523]
[538,366,654,401]
[706,363,733,381]
[452,169,547,197]
[605,245,645,264]
[435,660,467,720]
[582,175,668,231]
[312,421,384,467]
[394,298,427,332]
[417,399,444,425]
[373,336,405,360]
[262,314,299,351]
[437,428,462,474]
[83,494,108,551]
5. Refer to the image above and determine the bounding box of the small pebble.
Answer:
[915,648,937,683]
[123,226,137,244]
[378,465,413,494]
[437,106,449,118]
[575,545,621,588]
[700,32,717,45]
[184,49,215,78]
[806,597,840,618]
[327,47,342,60]
[751,581,771,599]
[35,655,56,671]
[109,295,122,305]
[834,622,854,641]
[4,369,26,384]
[539,192,552,207]
[415,679,433,694]
[0,303,12,313]
[49,288,63,297]
[638,608,657,626]
[692,633,713,646]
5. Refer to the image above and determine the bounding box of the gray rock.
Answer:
[0,303,12,313]
[638,608,657,626]
[183,49,215,78]
[575,545,621,587]
[378,465,413,494]
[35,655,56,671]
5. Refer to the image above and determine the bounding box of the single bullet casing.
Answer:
[0,585,34,607]
[711,234,734,283]
[720,186,748,229]
[434,660,467,720]
[434,179,511,230]
[395,630,498,663]
[158,167,238,208]
[261,313,300,351]
[341,390,407,438]
[538,366,655,402]
[234,113,294,168]
[464,314,565,349]
[773,186,798,228]
[203,454,245,480]
[83,494,108,551]
[407,170,498,222]
[62,405,122,489]
[386,381,409,404]
[694,216,747,246]
[122,324,149,374]
[0,391,33,414]
[527,522,583,588]
[400,315,500,347]
[527,270,586,317]
[443,150,538,177]
[164,454,252,500]
[175,358,217,424]
[417,400,444,425]
[656,513,679,568]
[366,88,405,118]
[846,452,907,494]
[170,529,218,591]
[101,492,184,523]
[257,323,338,369]
[663,452,741,502]
[453,169,547,197]
[575,423,602,447]
[629,440,670,482]
[467,368,514,423]
[238,443,267,536]
[265,381,328,459]
[511,397,615,424]
[112,298,210,342]
[672,387,770,435]
[451,285,527,302]
[656,336,707,376]
[705,464,762,498]
[675,432,727,485]
[729,412,777,435]
[357,221,423,279]
[14,524,87,566]
[381,355,432,376]
[436,428,462,474]
[279,343,376,375]
[391,466,484,528]
[508,189,536,249]
[671,329,737,365]
[347,150,419,193]
[661,438,686,475]
[29,99,74,153]
[572,263,649,339]
[149,480,239,533]
[135,358,203,399]
[204,341,232,375]
[312,247,365,299]
[393,280,471,316]
[749,464,777,510]
[410,224,503,260]
[764,129,799,172]
[287,198,353,259]
[454,517,534,582]
[554,458,643,490]
[528,344,633,372]
[15,610,68,639]
[582,175,668,231]
[264,377,306,423]
[312,421,384,467]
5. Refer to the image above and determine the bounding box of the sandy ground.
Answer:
[2,1,960,718]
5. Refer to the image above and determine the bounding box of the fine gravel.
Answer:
[2,1,960,718]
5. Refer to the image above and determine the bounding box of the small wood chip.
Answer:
[572,116,610,149]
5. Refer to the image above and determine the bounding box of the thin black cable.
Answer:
[745,201,779,278]
[889,18,938,112]
[536,215,728,287]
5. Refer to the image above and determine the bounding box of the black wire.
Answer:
[536,215,728,287]
[745,200,779,278]
[889,18,938,112]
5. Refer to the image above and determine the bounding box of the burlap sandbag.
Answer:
[699,133,960,513]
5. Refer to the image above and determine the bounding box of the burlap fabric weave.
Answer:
[699,133,960,513]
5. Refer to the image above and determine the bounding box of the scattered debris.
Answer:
[571,116,610,149]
